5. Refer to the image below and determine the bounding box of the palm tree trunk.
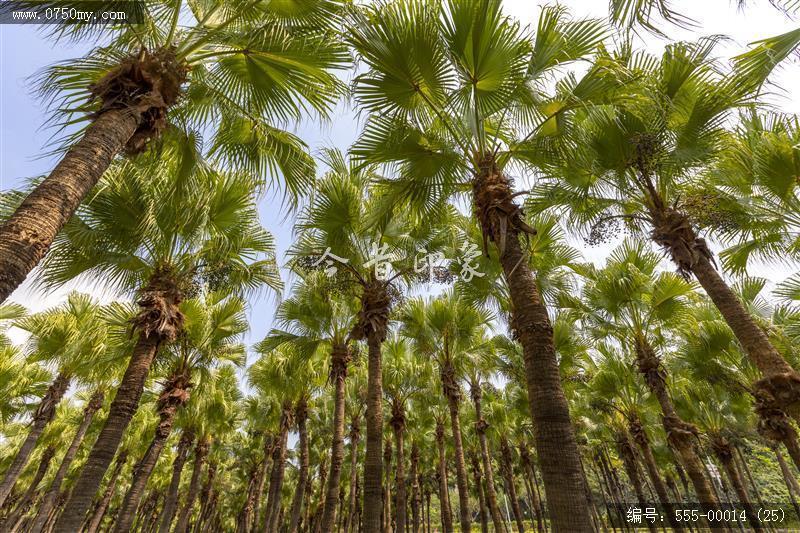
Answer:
[383,438,393,533]
[710,438,761,531]
[616,431,657,533]
[264,407,291,533]
[193,461,216,533]
[499,438,525,533]
[363,329,385,533]
[322,346,350,532]
[470,454,489,533]
[519,446,546,533]
[440,367,470,533]
[0,446,55,531]
[391,413,406,533]
[634,336,719,515]
[29,390,103,532]
[174,435,210,533]
[55,331,163,531]
[471,388,505,533]
[0,372,70,509]
[345,420,361,533]
[473,164,592,531]
[159,430,195,533]
[435,421,454,533]
[771,444,800,520]
[628,415,683,531]
[83,450,127,533]
[0,107,144,304]
[252,435,273,532]
[288,399,310,533]
[410,443,421,533]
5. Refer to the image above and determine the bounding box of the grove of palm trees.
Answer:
[1,0,800,531]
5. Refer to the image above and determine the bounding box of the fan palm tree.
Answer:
[111,292,248,532]
[399,292,493,533]
[382,334,432,533]
[289,148,453,531]
[257,271,358,533]
[531,38,800,425]
[347,2,614,526]
[575,240,720,511]
[0,292,108,508]
[43,150,280,530]
[0,0,348,303]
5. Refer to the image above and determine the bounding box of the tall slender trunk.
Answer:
[499,438,525,533]
[83,451,127,533]
[634,335,719,514]
[0,372,70,509]
[288,399,310,533]
[159,430,195,533]
[628,415,682,531]
[194,461,216,533]
[735,446,769,516]
[312,457,330,533]
[383,438,393,533]
[29,390,103,532]
[470,385,505,533]
[0,446,55,531]
[55,335,161,531]
[345,419,361,533]
[519,446,545,533]
[321,345,350,532]
[390,401,406,533]
[174,435,210,533]
[473,163,592,531]
[470,454,489,533]
[772,444,800,520]
[440,363,469,533]
[252,435,273,532]
[363,331,385,533]
[114,369,191,533]
[264,405,292,533]
[616,431,657,533]
[356,279,390,533]
[435,421,453,533]
[410,443,421,533]
[710,437,761,531]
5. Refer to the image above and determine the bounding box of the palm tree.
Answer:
[0,292,108,508]
[347,1,614,526]
[399,292,493,533]
[531,38,800,424]
[112,292,248,532]
[289,148,452,532]
[257,271,358,533]
[576,240,720,512]
[45,152,280,530]
[0,0,348,303]
[382,335,432,533]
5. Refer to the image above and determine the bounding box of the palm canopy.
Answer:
[37,0,349,197]
[348,0,615,215]
[39,144,282,298]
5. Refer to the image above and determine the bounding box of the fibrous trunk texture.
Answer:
[441,362,470,533]
[84,450,128,533]
[472,159,591,530]
[1,446,55,532]
[471,385,505,533]
[345,418,361,533]
[710,436,761,531]
[56,268,184,531]
[0,48,186,305]
[616,431,657,533]
[353,279,390,533]
[113,369,192,533]
[264,404,292,533]
[0,372,70,509]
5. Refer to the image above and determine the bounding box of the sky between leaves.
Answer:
[1,0,799,366]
